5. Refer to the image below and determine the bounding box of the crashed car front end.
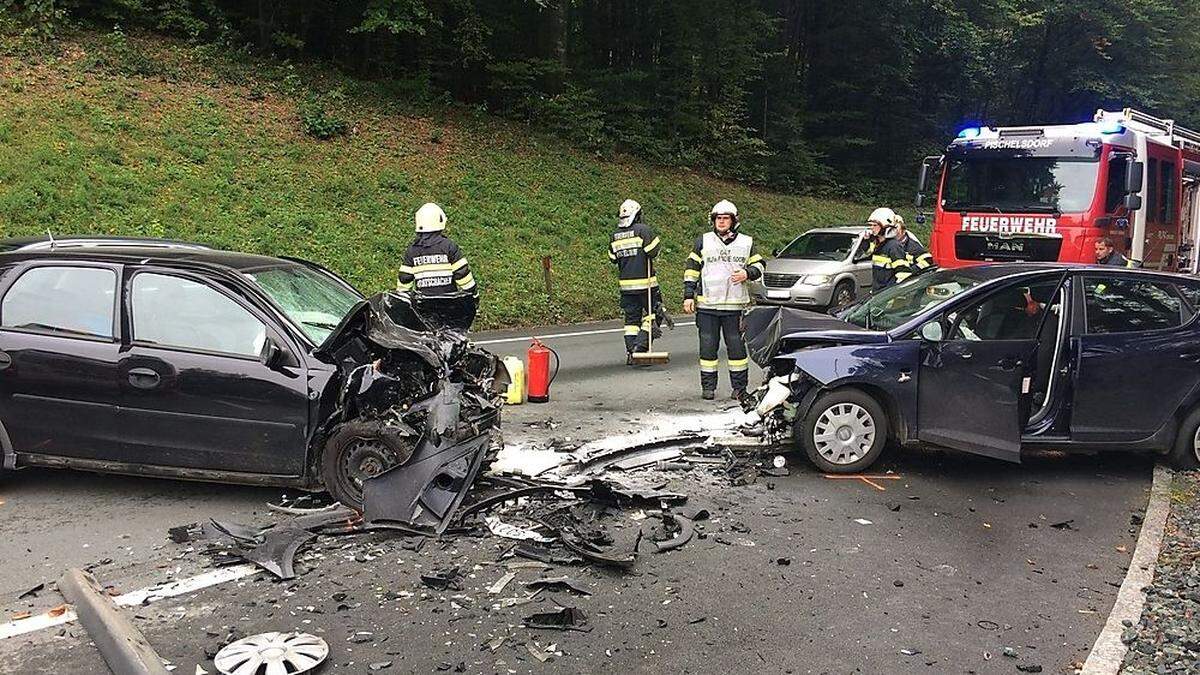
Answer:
[313,292,508,533]
[740,305,899,445]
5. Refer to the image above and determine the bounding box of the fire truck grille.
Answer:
[763,273,801,288]
[954,233,1063,262]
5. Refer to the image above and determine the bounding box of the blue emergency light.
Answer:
[956,127,981,139]
[1097,118,1125,134]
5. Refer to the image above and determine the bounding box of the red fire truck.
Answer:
[916,108,1200,271]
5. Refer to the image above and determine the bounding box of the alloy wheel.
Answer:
[812,402,876,465]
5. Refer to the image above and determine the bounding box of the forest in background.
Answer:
[5,0,1199,199]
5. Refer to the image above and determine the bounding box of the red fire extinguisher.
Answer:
[526,338,560,403]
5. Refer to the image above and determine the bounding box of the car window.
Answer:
[948,279,1061,341]
[777,232,857,261]
[1,266,116,339]
[132,273,267,357]
[1083,276,1184,334]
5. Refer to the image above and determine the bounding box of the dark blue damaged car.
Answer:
[744,264,1200,473]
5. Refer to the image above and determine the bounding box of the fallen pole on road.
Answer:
[58,568,170,675]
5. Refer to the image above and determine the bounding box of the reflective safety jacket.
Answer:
[397,232,477,297]
[871,238,909,291]
[898,235,936,281]
[609,221,661,293]
[683,230,765,312]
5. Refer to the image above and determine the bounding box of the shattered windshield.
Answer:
[943,157,1099,213]
[247,265,363,344]
[841,270,983,331]
[777,232,857,261]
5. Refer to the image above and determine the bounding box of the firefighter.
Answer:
[1095,237,1135,267]
[608,198,666,364]
[866,207,909,292]
[683,200,765,400]
[396,202,478,331]
[893,215,937,281]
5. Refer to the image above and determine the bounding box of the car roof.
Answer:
[0,235,212,252]
[0,244,301,273]
[796,226,866,235]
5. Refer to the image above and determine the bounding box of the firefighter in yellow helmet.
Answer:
[683,200,765,400]
[396,202,478,331]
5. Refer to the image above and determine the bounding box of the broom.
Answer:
[630,259,670,365]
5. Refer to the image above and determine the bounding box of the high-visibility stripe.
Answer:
[608,251,617,261]
[398,265,415,275]
[612,238,644,251]
[895,272,912,282]
[888,259,910,269]
[747,254,764,265]
[644,237,661,253]
[871,255,891,266]
[688,252,703,263]
[455,273,475,288]
[727,357,749,371]
[699,358,719,372]
[624,325,640,336]
[640,315,654,328]
[683,270,701,281]
[619,276,658,289]
[452,258,469,271]
[397,281,414,291]
[412,263,455,273]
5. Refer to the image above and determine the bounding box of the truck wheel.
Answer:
[321,421,415,511]
[1169,406,1200,470]
[831,280,855,308]
[796,388,887,473]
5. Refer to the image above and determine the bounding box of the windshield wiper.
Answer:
[302,319,341,330]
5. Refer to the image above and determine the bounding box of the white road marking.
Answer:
[1081,464,1173,674]
[475,321,695,346]
[0,564,260,640]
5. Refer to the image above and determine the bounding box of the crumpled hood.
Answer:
[745,305,884,366]
[316,292,468,369]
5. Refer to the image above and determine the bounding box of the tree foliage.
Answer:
[7,0,1199,195]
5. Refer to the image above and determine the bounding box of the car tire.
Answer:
[796,388,888,473]
[1169,406,1200,470]
[321,420,416,511]
[830,280,856,309]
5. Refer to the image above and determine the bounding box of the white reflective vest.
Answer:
[697,231,754,310]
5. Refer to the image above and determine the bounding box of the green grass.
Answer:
[0,29,892,329]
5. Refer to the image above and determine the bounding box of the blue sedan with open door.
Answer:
[745,264,1200,473]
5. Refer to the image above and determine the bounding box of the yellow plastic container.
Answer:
[502,355,525,405]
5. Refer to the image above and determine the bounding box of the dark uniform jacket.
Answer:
[397,233,477,297]
[609,222,661,293]
[1098,250,1135,267]
[871,238,908,291]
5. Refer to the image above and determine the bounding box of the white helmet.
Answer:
[867,207,897,228]
[415,202,447,233]
[710,200,739,228]
[617,199,641,228]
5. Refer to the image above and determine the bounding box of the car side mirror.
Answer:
[919,321,945,342]
[1125,159,1144,194]
[1123,193,1143,211]
[771,247,779,257]
[259,336,283,367]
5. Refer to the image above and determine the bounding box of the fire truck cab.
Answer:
[917,108,1200,272]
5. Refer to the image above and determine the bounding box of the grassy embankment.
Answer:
[0,29,892,329]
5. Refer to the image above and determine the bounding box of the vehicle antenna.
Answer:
[45,228,56,249]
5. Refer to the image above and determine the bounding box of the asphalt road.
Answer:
[0,318,1155,674]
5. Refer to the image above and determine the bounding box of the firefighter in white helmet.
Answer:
[397,202,478,331]
[608,198,670,364]
[683,199,765,400]
[865,207,908,292]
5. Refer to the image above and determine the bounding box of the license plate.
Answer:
[767,290,791,299]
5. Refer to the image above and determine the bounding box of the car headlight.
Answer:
[802,274,832,286]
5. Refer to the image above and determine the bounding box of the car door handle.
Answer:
[998,357,1021,371]
[128,367,161,389]
[0,351,10,371]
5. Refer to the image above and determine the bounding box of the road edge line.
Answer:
[1081,463,1173,675]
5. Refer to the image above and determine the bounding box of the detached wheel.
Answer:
[830,280,855,308]
[1169,407,1200,470]
[796,388,887,473]
[321,421,415,511]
